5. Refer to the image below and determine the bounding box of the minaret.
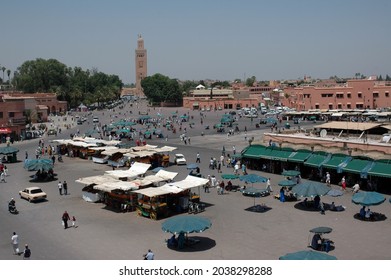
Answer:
[135,34,147,96]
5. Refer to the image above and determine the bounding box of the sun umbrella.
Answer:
[291,181,331,198]
[242,187,269,207]
[279,250,337,260]
[239,174,267,184]
[24,159,54,172]
[352,191,386,206]
[221,174,239,180]
[310,227,332,234]
[187,163,199,170]
[327,189,344,197]
[0,146,19,155]
[281,170,300,177]
[161,216,211,234]
[278,179,297,187]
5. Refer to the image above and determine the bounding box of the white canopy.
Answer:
[196,84,205,89]
[75,175,119,185]
[131,170,178,186]
[105,162,151,179]
[93,181,139,192]
[152,146,177,153]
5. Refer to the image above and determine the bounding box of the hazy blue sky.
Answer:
[1,0,390,84]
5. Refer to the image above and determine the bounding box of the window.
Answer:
[328,104,333,109]
[347,104,351,109]
[321,93,333,98]
[315,104,319,109]
[139,61,143,68]
[8,112,15,118]
[0,112,3,118]
[337,104,342,109]
[358,93,362,98]
[386,92,389,97]
[336,94,344,99]
[347,94,351,98]
[373,92,379,98]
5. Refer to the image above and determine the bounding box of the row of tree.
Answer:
[1,58,123,108]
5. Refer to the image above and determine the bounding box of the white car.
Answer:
[174,154,187,165]
[19,187,47,202]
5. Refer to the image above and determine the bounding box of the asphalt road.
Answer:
[1,101,390,260]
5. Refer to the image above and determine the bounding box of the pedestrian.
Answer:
[341,176,346,191]
[72,216,77,228]
[232,145,236,154]
[4,165,8,176]
[23,244,31,260]
[188,137,191,145]
[63,181,68,195]
[242,163,247,175]
[220,154,225,166]
[217,162,222,173]
[25,151,28,159]
[266,178,273,192]
[11,232,19,255]
[0,171,6,183]
[144,249,154,260]
[62,211,70,229]
[52,155,55,164]
[58,181,63,195]
[196,152,200,163]
[325,172,331,186]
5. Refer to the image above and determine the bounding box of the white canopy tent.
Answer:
[105,162,151,180]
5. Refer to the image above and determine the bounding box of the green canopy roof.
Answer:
[268,148,295,161]
[367,161,391,178]
[242,145,266,159]
[287,150,312,163]
[343,158,374,178]
[322,154,352,173]
[304,152,330,168]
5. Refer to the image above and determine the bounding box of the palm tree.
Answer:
[1,67,5,84]
[7,69,11,84]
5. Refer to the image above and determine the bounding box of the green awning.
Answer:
[367,161,391,178]
[268,148,295,161]
[304,152,329,168]
[322,154,352,171]
[288,150,312,163]
[343,159,374,178]
[242,145,267,159]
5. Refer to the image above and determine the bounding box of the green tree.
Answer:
[181,80,197,95]
[245,76,256,86]
[1,66,5,84]
[141,73,182,104]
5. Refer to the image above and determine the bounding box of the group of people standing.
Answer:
[62,211,76,229]
[11,232,31,259]
[58,180,68,195]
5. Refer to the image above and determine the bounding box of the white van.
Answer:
[92,117,99,123]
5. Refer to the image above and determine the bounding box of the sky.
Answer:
[1,0,390,85]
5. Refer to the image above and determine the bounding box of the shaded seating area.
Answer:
[353,212,387,222]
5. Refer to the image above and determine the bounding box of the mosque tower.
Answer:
[135,34,147,96]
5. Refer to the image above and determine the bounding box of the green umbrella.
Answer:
[291,181,331,198]
[0,146,19,155]
[161,216,211,234]
[278,179,297,187]
[24,159,54,172]
[352,191,386,206]
[221,174,239,180]
[279,250,337,260]
[310,227,332,234]
[281,170,300,177]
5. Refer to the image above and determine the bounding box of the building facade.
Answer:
[284,79,391,111]
[135,34,147,96]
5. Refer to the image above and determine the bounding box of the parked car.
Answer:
[174,154,187,165]
[19,187,47,202]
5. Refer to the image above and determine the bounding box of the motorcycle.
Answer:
[58,155,63,162]
[8,203,19,214]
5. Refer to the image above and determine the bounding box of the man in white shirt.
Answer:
[145,249,154,260]
[11,232,19,255]
[352,183,360,194]
[266,178,272,192]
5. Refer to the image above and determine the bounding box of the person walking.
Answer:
[341,176,346,191]
[72,216,77,228]
[58,181,63,195]
[62,211,70,229]
[11,232,19,255]
[266,178,273,192]
[63,181,68,195]
[0,171,6,183]
[23,244,31,260]
[196,152,200,163]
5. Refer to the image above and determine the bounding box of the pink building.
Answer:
[0,92,67,141]
[285,79,391,111]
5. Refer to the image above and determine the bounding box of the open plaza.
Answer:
[1,99,391,260]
